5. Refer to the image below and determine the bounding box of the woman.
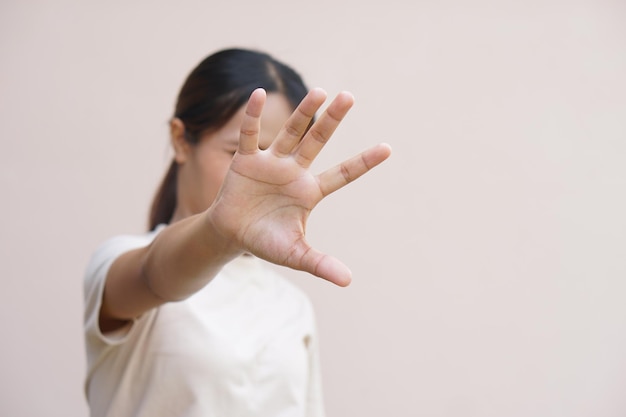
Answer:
[84,48,391,417]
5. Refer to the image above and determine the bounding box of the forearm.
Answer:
[102,210,242,323]
[142,211,242,300]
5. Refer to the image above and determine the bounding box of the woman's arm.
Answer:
[99,212,241,332]
[99,88,391,331]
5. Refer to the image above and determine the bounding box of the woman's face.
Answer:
[173,93,294,221]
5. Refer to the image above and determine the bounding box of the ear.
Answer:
[170,118,192,164]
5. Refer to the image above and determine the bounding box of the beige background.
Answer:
[1,0,625,416]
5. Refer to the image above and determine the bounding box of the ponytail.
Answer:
[148,160,178,230]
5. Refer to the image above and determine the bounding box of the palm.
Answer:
[208,88,391,286]
[219,153,320,258]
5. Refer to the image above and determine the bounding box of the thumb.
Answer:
[313,253,353,287]
[291,243,352,286]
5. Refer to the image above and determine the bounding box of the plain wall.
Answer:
[1,0,625,416]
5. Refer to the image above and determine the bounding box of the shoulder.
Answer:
[229,255,315,311]
[261,262,317,314]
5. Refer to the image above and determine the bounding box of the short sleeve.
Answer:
[83,229,160,356]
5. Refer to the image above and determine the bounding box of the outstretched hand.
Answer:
[207,88,391,286]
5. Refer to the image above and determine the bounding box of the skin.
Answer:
[100,88,392,332]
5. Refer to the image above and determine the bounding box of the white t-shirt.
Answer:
[83,227,325,417]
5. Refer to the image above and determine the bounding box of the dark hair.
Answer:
[149,48,310,230]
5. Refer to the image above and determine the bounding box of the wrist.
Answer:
[201,207,243,261]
